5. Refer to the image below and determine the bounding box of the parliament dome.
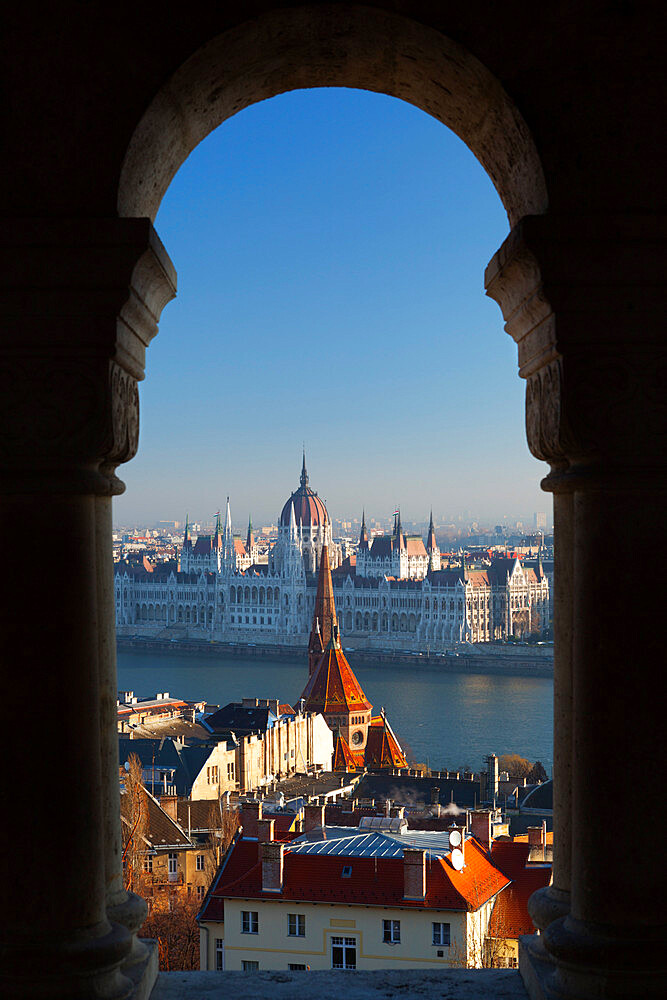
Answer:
[280,454,329,528]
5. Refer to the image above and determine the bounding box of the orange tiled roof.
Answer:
[487,866,551,939]
[365,716,407,769]
[334,733,364,771]
[301,645,372,715]
[200,835,510,920]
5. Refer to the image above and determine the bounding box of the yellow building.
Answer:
[198,824,510,971]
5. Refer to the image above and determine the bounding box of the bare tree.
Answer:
[121,753,148,894]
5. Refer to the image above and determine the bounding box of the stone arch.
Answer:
[118,6,546,228]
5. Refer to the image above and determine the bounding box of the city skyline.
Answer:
[113,88,549,527]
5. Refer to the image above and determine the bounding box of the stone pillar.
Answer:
[486,214,666,1000]
[0,219,176,1000]
[96,496,151,977]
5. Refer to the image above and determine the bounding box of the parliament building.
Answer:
[114,458,550,650]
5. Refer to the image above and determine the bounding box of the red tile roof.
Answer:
[486,867,551,939]
[365,716,407,769]
[486,840,551,939]
[301,645,372,715]
[200,835,510,921]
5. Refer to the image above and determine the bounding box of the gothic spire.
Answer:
[300,448,309,489]
[359,509,369,549]
[307,543,339,676]
[426,509,437,551]
[183,514,190,544]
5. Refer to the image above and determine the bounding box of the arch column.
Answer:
[0,219,175,999]
[487,214,666,999]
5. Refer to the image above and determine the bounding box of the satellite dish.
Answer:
[124,761,130,772]
[449,829,462,848]
[451,848,465,871]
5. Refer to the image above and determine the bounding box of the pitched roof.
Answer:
[200,834,510,918]
[405,537,428,557]
[301,645,373,715]
[487,842,551,939]
[120,785,191,849]
[204,702,275,735]
[365,716,407,769]
[333,733,365,771]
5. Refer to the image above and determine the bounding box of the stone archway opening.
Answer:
[111,5,564,996]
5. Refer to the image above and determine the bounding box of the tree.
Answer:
[140,891,201,971]
[527,760,548,783]
[498,753,533,779]
[120,753,148,894]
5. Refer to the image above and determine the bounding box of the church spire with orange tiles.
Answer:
[307,542,338,675]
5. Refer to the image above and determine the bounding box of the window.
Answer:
[143,855,153,873]
[288,963,307,971]
[383,919,400,943]
[168,853,178,877]
[341,865,352,878]
[242,961,259,972]
[242,910,258,934]
[196,854,205,871]
[197,885,205,900]
[432,922,451,946]
[288,913,305,937]
[331,936,356,969]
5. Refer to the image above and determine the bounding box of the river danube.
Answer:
[117,650,553,774]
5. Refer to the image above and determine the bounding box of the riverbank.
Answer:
[116,636,553,678]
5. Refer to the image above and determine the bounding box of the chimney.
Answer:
[430,785,440,805]
[403,848,426,901]
[487,754,499,799]
[304,803,325,833]
[261,841,284,893]
[390,805,405,819]
[242,800,262,838]
[257,818,275,843]
[471,810,492,848]
[384,798,391,817]
[160,795,178,821]
[527,825,546,859]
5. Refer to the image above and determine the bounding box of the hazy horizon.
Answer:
[113,89,550,528]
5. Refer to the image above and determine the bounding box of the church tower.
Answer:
[307,543,338,675]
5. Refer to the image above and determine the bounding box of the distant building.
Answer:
[115,455,549,648]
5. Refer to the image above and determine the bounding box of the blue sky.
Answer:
[114,88,549,530]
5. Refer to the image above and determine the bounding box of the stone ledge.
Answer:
[152,968,528,999]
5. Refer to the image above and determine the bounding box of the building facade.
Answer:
[115,459,550,649]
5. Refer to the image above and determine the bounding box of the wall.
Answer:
[202,898,472,971]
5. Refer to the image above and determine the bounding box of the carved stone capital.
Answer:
[0,219,176,494]
[486,215,667,489]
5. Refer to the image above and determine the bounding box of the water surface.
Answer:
[117,650,553,774]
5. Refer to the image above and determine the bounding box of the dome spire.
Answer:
[300,447,309,489]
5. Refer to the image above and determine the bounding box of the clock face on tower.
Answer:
[351,729,363,746]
